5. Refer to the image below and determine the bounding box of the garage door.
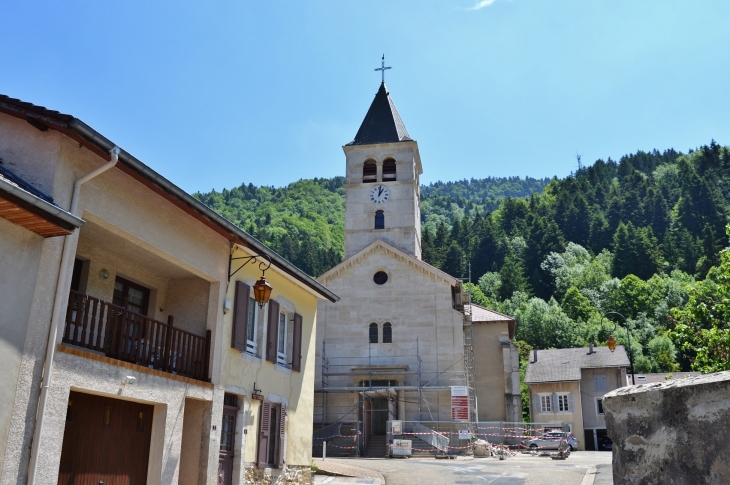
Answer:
[58,391,153,485]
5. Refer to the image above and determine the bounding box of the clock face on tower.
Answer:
[369,185,390,205]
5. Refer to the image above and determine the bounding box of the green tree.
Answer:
[647,335,680,372]
[499,254,529,300]
[671,227,730,373]
[561,287,596,322]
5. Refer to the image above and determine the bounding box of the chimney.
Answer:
[588,341,594,355]
[533,348,538,363]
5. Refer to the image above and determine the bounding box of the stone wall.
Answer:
[243,464,313,485]
[603,371,730,484]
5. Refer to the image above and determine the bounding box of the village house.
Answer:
[524,345,630,451]
[313,81,520,457]
[0,94,337,485]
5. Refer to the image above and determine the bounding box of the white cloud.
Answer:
[469,0,498,10]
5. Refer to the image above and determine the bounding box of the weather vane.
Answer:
[374,54,392,83]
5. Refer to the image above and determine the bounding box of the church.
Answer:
[313,76,521,456]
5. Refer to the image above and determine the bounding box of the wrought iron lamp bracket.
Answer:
[228,252,272,281]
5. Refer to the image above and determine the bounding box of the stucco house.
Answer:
[524,345,629,451]
[0,94,337,485]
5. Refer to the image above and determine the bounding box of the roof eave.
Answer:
[67,119,339,303]
[0,177,84,235]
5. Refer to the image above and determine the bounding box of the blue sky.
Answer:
[1,1,729,193]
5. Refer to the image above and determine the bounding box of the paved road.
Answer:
[321,452,613,485]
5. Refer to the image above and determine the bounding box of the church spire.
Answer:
[348,59,412,146]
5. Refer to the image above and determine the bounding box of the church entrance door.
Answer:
[370,398,389,436]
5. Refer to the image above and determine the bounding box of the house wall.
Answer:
[0,112,230,485]
[343,142,421,259]
[581,367,626,430]
[33,350,214,485]
[528,381,584,450]
[179,397,209,485]
[473,323,517,422]
[221,245,321,482]
[0,218,48,476]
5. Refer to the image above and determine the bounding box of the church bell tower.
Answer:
[343,80,423,260]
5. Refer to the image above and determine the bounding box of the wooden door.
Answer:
[218,395,238,485]
[58,392,153,485]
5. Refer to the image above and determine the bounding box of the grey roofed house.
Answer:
[525,346,630,384]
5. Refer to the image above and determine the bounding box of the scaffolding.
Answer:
[314,338,466,423]
[314,266,483,456]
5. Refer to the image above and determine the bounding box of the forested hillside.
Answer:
[192,175,548,277]
[195,140,730,375]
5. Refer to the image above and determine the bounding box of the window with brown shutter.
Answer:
[232,281,250,352]
[257,401,271,468]
[276,404,286,468]
[266,300,280,364]
[291,314,302,372]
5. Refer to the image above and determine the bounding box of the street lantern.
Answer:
[606,335,617,352]
[253,275,273,308]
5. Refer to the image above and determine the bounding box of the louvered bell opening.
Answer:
[363,161,377,182]
[382,159,396,181]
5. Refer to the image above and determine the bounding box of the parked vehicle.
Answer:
[524,431,578,451]
[599,437,613,451]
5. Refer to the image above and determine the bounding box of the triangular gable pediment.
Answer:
[317,239,460,287]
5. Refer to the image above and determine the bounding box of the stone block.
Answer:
[603,371,730,484]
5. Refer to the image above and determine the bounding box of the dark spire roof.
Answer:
[348,82,412,146]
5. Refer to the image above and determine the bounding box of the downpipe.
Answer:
[26,146,119,485]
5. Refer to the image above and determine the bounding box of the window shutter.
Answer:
[257,400,271,468]
[568,393,575,412]
[551,393,557,412]
[232,282,250,351]
[276,404,286,468]
[266,300,280,363]
[292,313,303,372]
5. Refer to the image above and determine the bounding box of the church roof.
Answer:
[317,239,459,287]
[347,83,412,146]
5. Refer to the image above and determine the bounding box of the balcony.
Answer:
[63,290,211,382]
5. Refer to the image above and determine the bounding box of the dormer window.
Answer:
[382,159,396,181]
[363,160,377,182]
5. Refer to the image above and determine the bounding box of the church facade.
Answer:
[314,81,521,455]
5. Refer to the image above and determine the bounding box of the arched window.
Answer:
[375,210,384,230]
[363,160,377,182]
[382,159,396,181]
[369,323,378,344]
[383,322,392,343]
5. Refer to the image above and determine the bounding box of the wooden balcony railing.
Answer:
[63,290,211,382]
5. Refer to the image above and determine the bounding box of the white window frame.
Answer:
[539,394,552,413]
[557,393,570,412]
[246,297,258,354]
[277,311,288,366]
[596,398,605,415]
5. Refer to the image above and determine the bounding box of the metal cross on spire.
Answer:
[374,54,392,83]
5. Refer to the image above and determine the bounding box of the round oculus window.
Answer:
[373,271,388,285]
